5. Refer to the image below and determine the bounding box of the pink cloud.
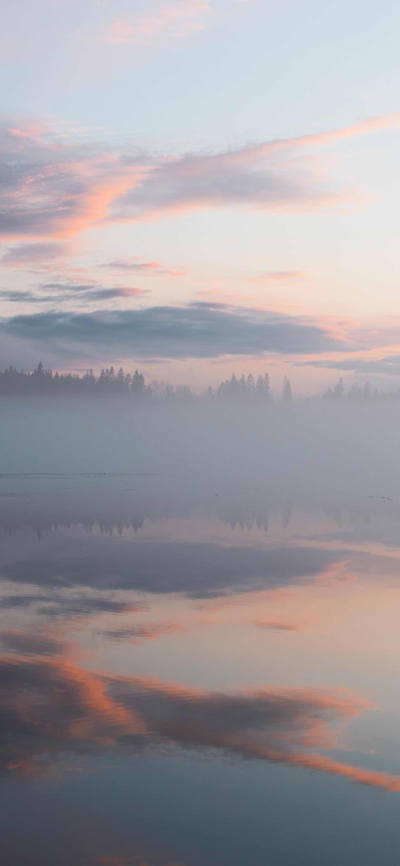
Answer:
[101,622,186,643]
[249,270,307,283]
[0,123,150,241]
[106,1,211,47]
[1,112,399,249]
[114,112,400,222]
[248,618,306,631]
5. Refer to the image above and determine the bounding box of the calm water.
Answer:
[2,473,400,864]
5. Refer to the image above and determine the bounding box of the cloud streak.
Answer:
[0,536,351,598]
[101,258,186,278]
[0,302,352,360]
[298,355,400,376]
[0,283,148,306]
[114,113,400,222]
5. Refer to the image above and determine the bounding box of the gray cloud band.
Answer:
[296,355,400,375]
[0,303,351,360]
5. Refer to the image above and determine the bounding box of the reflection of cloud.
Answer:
[0,655,143,774]
[94,858,181,866]
[0,538,347,598]
[0,303,351,361]
[101,623,185,643]
[0,593,141,619]
[248,618,305,632]
[2,653,399,791]
[0,628,66,656]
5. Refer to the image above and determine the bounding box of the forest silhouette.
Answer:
[0,363,399,403]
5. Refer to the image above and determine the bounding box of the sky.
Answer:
[1,0,400,391]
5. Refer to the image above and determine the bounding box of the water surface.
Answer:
[1,474,400,865]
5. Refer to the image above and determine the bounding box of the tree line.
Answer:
[322,377,400,402]
[2,363,398,404]
[0,364,284,402]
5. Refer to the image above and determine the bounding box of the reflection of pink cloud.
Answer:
[247,748,400,791]
[248,618,306,631]
[101,622,186,643]
[96,858,183,866]
[2,653,400,791]
[106,1,211,47]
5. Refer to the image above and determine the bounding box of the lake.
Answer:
[1,472,400,865]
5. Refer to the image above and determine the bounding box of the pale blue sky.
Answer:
[1,0,400,388]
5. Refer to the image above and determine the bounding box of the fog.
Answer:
[2,396,400,502]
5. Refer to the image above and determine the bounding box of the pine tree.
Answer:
[283,376,292,402]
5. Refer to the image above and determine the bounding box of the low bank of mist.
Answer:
[1,397,400,501]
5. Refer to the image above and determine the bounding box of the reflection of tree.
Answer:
[0,493,396,538]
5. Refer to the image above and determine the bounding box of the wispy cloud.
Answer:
[101,258,186,277]
[0,113,399,246]
[0,242,70,269]
[249,271,306,283]
[0,283,148,306]
[0,122,148,241]
[105,1,211,47]
[296,352,400,376]
[110,113,400,221]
